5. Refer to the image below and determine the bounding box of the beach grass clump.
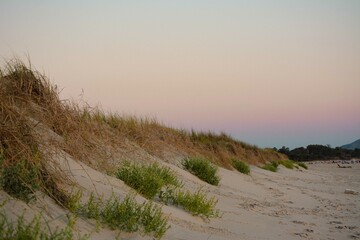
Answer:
[72,193,168,239]
[0,156,41,202]
[0,209,83,240]
[116,161,181,199]
[159,187,220,218]
[262,161,278,172]
[297,162,308,170]
[279,160,295,169]
[231,159,250,174]
[182,157,220,186]
[115,161,219,218]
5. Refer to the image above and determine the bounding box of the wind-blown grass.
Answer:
[182,157,220,185]
[116,162,220,218]
[0,59,289,236]
[0,207,85,240]
[262,162,278,172]
[297,162,308,169]
[116,161,181,199]
[0,157,41,202]
[279,160,295,169]
[0,59,288,183]
[71,192,169,239]
[159,187,220,218]
[232,159,250,174]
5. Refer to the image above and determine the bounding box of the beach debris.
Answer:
[344,189,359,195]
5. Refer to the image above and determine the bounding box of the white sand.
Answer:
[1,159,359,239]
[163,162,360,240]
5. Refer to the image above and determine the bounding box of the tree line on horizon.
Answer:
[274,145,360,161]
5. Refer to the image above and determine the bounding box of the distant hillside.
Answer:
[341,139,360,150]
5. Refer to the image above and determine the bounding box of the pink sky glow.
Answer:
[1,1,359,148]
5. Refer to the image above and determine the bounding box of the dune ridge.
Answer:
[1,60,359,239]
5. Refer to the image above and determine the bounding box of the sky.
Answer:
[1,0,359,149]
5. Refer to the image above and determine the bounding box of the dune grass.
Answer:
[116,161,181,199]
[231,159,250,174]
[159,187,220,218]
[262,161,278,172]
[0,207,85,240]
[297,162,308,169]
[0,59,292,237]
[182,157,220,186]
[116,161,220,218]
[0,59,288,178]
[69,192,169,239]
[279,160,295,169]
[0,157,41,202]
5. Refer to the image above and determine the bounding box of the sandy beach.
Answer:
[2,156,359,240]
[163,161,360,240]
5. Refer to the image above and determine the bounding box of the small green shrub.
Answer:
[232,159,250,174]
[159,187,220,218]
[279,160,295,169]
[262,162,278,172]
[116,161,181,199]
[140,200,169,237]
[182,157,220,185]
[146,163,181,187]
[72,193,169,239]
[0,159,40,202]
[67,190,83,213]
[101,194,141,232]
[78,192,102,221]
[297,162,308,169]
[270,161,279,168]
[0,210,85,240]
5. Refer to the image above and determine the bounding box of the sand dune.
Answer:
[2,156,359,239]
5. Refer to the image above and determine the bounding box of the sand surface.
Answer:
[163,162,360,240]
[1,159,359,240]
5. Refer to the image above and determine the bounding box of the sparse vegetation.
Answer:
[72,193,169,239]
[182,157,220,185]
[279,160,295,169]
[0,59,293,239]
[159,187,220,218]
[262,162,278,172]
[0,208,85,240]
[116,161,181,199]
[232,159,250,174]
[0,158,40,202]
[297,162,308,170]
[0,59,287,180]
[116,162,220,218]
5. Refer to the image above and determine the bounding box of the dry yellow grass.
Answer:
[0,59,287,193]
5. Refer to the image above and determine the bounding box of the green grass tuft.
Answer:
[116,161,181,199]
[231,159,250,174]
[182,157,220,185]
[72,193,169,239]
[0,157,41,202]
[262,162,278,172]
[159,187,220,218]
[115,161,220,218]
[279,160,295,169]
[297,162,308,169]
[0,209,85,240]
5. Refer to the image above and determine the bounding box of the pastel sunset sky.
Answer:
[1,1,359,149]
